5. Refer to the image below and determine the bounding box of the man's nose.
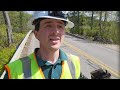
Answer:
[52,27,60,35]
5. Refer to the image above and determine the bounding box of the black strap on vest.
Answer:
[20,57,31,79]
[66,54,76,79]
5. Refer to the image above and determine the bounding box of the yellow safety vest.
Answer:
[5,52,80,79]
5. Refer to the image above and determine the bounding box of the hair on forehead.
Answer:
[32,18,46,25]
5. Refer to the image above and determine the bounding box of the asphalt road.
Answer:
[20,32,120,79]
[63,35,120,79]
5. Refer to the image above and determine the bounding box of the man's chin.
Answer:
[50,45,60,51]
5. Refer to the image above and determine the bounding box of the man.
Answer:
[4,11,87,79]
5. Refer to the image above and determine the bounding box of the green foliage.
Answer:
[0,45,16,75]
[108,22,119,44]
[68,11,119,44]
[0,24,8,48]
[8,11,32,32]
[0,11,31,76]
[13,32,26,43]
[0,30,26,76]
[0,11,32,33]
[0,12,5,24]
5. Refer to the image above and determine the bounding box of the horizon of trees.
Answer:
[67,11,119,44]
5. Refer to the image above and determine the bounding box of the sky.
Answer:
[26,11,34,15]
[26,11,119,21]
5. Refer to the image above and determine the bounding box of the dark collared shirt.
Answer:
[35,48,68,79]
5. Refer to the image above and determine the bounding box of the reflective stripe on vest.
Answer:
[20,57,31,79]
[68,54,80,79]
[66,53,75,79]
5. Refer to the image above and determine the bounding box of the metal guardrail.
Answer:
[0,30,33,79]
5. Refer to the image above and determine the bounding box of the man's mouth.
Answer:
[50,38,59,41]
[49,38,60,44]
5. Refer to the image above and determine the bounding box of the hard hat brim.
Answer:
[31,16,74,28]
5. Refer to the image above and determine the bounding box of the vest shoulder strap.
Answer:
[20,57,31,79]
[66,53,76,79]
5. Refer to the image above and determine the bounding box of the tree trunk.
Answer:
[77,11,80,34]
[2,11,14,46]
[99,11,103,38]
[80,11,84,35]
[20,11,23,33]
[73,11,75,33]
[103,11,108,30]
[91,11,94,30]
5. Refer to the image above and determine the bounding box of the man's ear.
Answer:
[33,30,39,40]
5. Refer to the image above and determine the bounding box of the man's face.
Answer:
[34,18,65,51]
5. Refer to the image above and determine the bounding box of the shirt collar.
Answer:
[59,49,68,61]
[34,48,68,67]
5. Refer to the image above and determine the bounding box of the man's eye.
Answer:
[58,25,64,29]
[46,25,52,28]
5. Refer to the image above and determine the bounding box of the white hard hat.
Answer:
[31,11,74,28]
